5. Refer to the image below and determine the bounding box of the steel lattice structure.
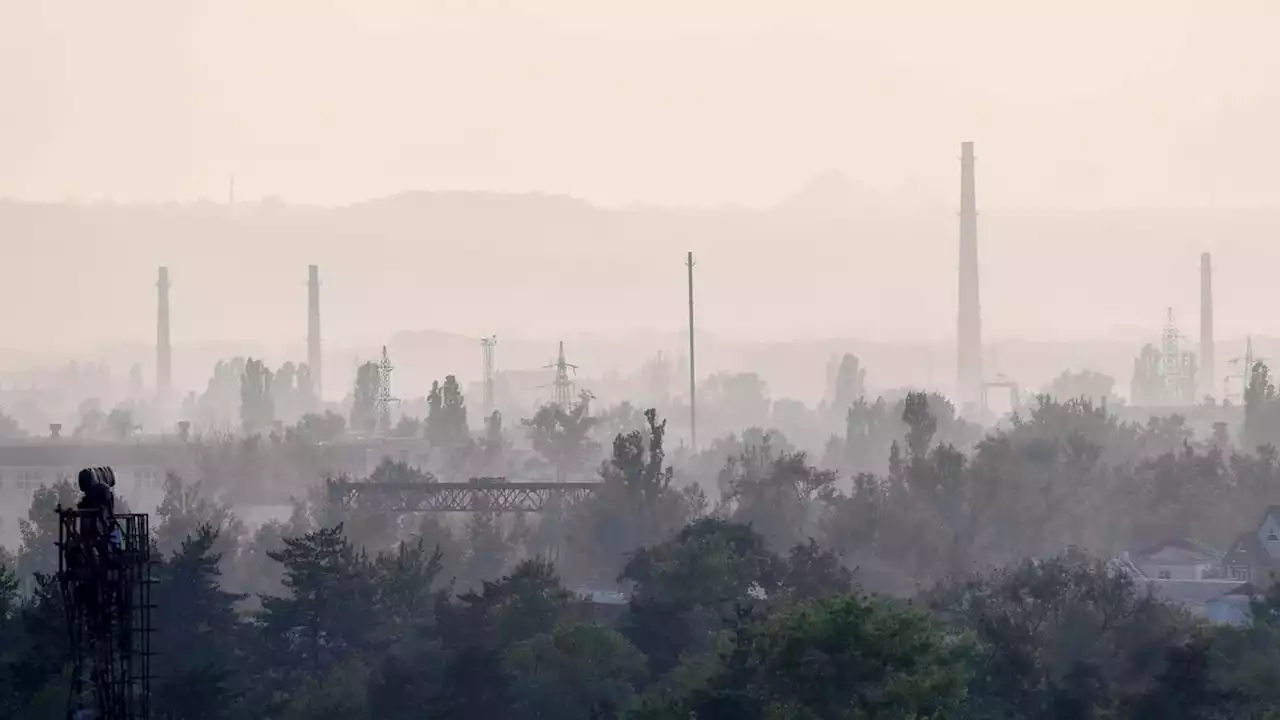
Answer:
[327,477,599,513]
[57,507,154,720]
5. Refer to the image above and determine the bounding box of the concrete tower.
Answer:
[1200,253,1215,401]
[156,267,172,398]
[308,265,323,400]
[957,141,983,412]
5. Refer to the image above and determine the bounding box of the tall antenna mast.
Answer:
[481,335,498,418]
[687,251,697,452]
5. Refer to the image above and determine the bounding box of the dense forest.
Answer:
[9,361,1280,718]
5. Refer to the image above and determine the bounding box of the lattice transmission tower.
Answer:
[376,345,399,434]
[543,341,578,409]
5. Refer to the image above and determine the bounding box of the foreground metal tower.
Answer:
[308,265,323,400]
[57,467,154,720]
[481,336,498,419]
[957,142,984,414]
[1200,253,1215,401]
[156,268,171,399]
[376,345,396,434]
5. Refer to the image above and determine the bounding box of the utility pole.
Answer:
[687,252,697,452]
[481,335,497,419]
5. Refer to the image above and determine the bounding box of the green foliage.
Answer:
[153,525,248,719]
[289,410,347,444]
[927,551,1192,719]
[155,472,244,557]
[240,357,275,435]
[259,525,377,678]
[17,480,78,583]
[621,519,784,675]
[504,622,649,720]
[524,401,600,481]
[427,375,469,449]
[350,361,380,434]
[567,409,703,586]
[638,594,970,720]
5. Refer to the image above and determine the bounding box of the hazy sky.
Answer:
[2,0,1278,209]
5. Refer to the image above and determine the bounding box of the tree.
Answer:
[0,407,24,439]
[106,405,140,439]
[722,442,836,552]
[296,362,318,415]
[350,361,380,434]
[823,352,867,425]
[1045,368,1117,407]
[16,480,79,583]
[524,402,600,482]
[154,472,244,557]
[427,375,469,450]
[620,519,783,675]
[153,526,248,720]
[567,410,702,586]
[435,559,583,719]
[289,411,347,444]
[644,593,971,720]
[504,622,649,720]
[926,551,1192,719]
[259,525,376,680]
[240,358,275,435]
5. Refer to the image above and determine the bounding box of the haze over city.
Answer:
[3,0,1280,374]
[14,4,1280,720]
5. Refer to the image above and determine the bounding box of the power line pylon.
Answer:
[376,345,398,434]
[542,341,578,409]
[481,336,498,419]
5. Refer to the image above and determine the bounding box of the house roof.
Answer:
[1132,537,1222,562]
[1224,531,1270,567]
[1142,579,1250,606]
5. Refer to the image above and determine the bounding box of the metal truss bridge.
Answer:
[326,477,600,513]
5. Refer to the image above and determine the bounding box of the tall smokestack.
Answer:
[957,141,983,413]
[1200,253,1215,400]
[157,267,172,398]
[308,265,323,400]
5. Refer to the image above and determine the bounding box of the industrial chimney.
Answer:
[308,265,323,400]
[157,267,172,398]
[957,142,983,413]
[1200,253,1215,401]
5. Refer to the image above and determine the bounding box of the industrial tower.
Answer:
[376,345,397,434]
[156,268,171,400]
[481,336,498,419]
[308,265,323,401]
[545,342,578,409]
[1200,253,1215,401]
[957,142,984,414]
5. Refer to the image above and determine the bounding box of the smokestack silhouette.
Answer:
[157,267,171,398]
[1201,253,1214,400]
[308,265,323,400]
[957,141,983,412]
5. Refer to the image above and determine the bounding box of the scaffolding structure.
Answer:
[56,470,154,720]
